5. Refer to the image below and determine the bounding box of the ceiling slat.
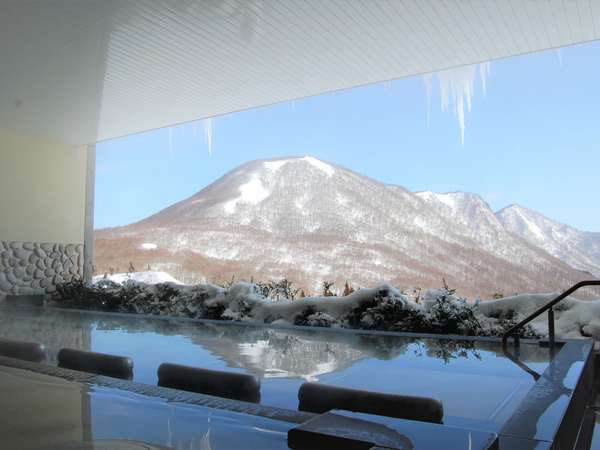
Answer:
[1,0,598,145]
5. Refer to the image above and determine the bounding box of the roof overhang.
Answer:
[1,0,599,146]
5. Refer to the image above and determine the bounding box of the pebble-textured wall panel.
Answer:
[0,241,83,296]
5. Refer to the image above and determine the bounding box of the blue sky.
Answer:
[96,41,600,231]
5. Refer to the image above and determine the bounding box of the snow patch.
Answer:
[434,193,458,210]
[93,271,182,285]
[264,160,288,172]
[413,216,426,229]
[240,178,270,203]
[514,207,545,240]
[139,243,158,251]
[223,200,236,214]
[336,193,348,206]
[301,156,335,176]
[224,177,270,213]
[417,191,457,210]
[200,246,240,261]
[263,156,334,177]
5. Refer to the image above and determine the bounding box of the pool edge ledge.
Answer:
[499,338,594,448]
[0,354,314,425]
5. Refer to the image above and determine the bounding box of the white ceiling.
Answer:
[1,0,599,146]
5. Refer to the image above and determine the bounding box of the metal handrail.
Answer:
[502,280,600,348]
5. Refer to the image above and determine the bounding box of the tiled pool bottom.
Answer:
[0,306,554,433]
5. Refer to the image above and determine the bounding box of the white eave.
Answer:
[1,0,599,146]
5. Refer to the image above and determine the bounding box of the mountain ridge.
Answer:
[496,203,600,277]
[95,156,597,297]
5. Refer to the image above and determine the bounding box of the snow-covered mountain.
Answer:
[497,204,600,278]
[95,156,595,298]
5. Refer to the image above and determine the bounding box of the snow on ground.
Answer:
[476,293,600,340]
[92,271,183,285]
[84,275,600,341]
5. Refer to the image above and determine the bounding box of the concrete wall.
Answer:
[0,129,90,297]
[0,129,88,243]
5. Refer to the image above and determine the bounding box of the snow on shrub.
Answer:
[422,288,482,336]
[476,292,600,340]
[50,279,600,340]
[342,286,427,332]
[293,305,335,327]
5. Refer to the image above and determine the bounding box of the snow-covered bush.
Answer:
[422,288,482,336]
[255,279,301,301]
[50,279,600,340]
[342,286,427,332]
[305,311,337,328]
[221,282,259,321]
[477,306,539,339]
[54,279,124,311]
[289,304,336,327]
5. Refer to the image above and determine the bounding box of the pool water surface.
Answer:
[0,306,554,432]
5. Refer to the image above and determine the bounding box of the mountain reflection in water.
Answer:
[0,307,549,382]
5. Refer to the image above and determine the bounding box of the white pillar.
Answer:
[83,144,96,282]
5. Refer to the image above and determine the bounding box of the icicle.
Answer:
[479,62,490,96]
[425,62,491,145]
[168,127,173,153]
[438,65,476,145]
[291,100,296,111]
[556,48,563,67]
[203,118,213,156]
[423,73,433,128]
